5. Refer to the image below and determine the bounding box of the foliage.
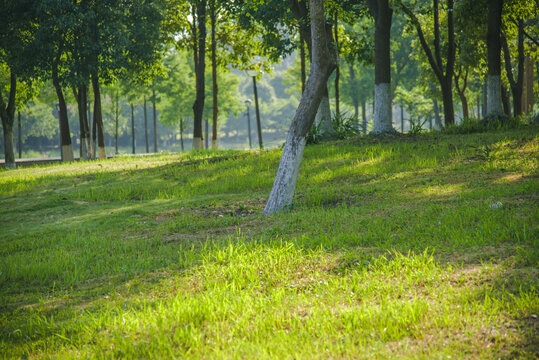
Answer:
[331,111,359,139]
[306,120,322,144]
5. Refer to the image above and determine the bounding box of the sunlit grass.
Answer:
[1,126,538,358]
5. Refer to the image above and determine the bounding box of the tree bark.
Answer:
[114,93,119,155]
[501,20,524,117]
[264,0,336,214]
[211,0,218,149]
[315,86,333,135]
[0,70,17,168]
[52,63,74,163]
[192,0,207,150]
[91,74,106,160]
[334,10,340,115]
[362,101,367,134]
[253,76,263,149]
[368,0,394,133]
[300,33,306,93]
[73,85,90,160]
[487,0,504,116]
[454,67,469,119]
[17,111,21,159]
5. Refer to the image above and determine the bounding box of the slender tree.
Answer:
[264,0,337,214]
[397,0,456,125]
[487,0,504,117]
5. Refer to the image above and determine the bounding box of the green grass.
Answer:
[1,127,538,359]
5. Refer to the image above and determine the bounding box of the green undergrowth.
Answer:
[1,127,538,359]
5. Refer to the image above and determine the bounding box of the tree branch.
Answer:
[395,0,443,81]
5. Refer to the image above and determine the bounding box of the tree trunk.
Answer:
[502,20,524,117]
[487,0,504,116]
[433,99,442,129]
[17,111,21,159]
[152,88,158,153]
[253,76,263,149]
[362,101,367,134]
[264,0,336,214]
[2,122,14,168]
[91,73,106,160]
[368,0,394,134]
[192,0,207,150]
[397,0,455,125]
[74,85,90,160]
[180,117,184,151]
[205,117,208,149]
[131,103,135,154]
[440,78,454,126]
[211,1,218,149]
[501,84,511,116]
[115,93,119,155]
[88,98,94,159]
[334,11,340,115]
[300,33,306,93]
[52,70,74,162]
[0,73,14,161]
[316,86,333,135]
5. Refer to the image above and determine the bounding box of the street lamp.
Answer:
[245,99,252,149]
[247,70,263,150]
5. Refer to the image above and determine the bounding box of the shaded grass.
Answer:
[0,127,538,359]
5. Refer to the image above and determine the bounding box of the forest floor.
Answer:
[1,126,538,359]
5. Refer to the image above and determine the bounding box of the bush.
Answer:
[331,112,360,139]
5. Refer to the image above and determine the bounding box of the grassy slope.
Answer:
[0,127,538,359]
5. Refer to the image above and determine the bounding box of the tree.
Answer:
[367,0,395,133]
[264,0,337,214]
[397,0,456,126]
[485,0,505,117]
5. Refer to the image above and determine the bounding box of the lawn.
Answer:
[0,127,538,359]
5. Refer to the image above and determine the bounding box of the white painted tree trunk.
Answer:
[81,136,90,160]
[371,83,394,134]
[316,91,333,136]
[212,139,217,149]
[193,137,203,150]
[487,75,504,116]
[61,144,74,162]
[264,0,336,215]
[98,146,106,160]
[263,133,306,214]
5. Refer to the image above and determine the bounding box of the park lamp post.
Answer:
[245,99,252,149]
[247,69,263,150]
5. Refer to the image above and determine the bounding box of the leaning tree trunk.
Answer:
[368,0,394,134]
[487,0,504,117]
[264,0,336,214]
[0,70,17,168]
[192,0,207,150]
[52,70,74,162]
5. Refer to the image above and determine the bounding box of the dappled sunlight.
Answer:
[1,128,538,358]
